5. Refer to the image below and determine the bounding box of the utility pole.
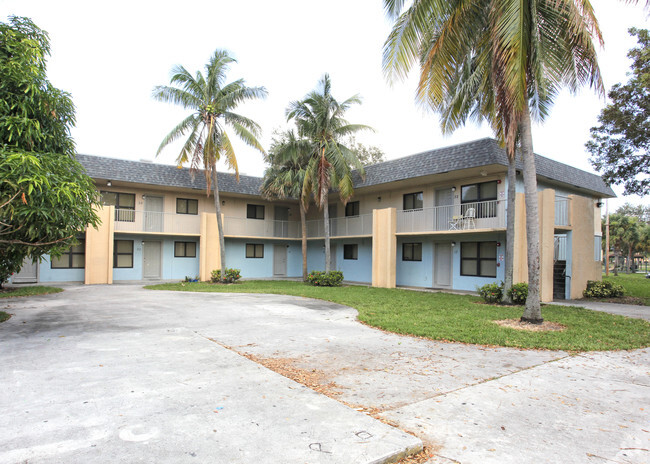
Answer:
[605,199,610,277]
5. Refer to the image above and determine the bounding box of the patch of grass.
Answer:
[603,274,650,306]
[0,311,10,323]
[146,281,650,351]
[0,286,63,298]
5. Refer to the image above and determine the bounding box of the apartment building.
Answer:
[10,138,614,302]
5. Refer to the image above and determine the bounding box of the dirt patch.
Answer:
[494,319,566,332]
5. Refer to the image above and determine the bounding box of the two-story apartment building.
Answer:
[10,138,614,302]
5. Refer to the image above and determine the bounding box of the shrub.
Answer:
[210,268,241,283]
[477,282,503,304]
[508,282,528,305]
[583,280,624,299]
[307,270,344,287]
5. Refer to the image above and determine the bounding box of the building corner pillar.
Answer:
[372,207,396,288]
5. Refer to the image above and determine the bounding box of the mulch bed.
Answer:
[493,319,566,332]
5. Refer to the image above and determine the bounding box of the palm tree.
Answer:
[153,50,267,280]
[383,0,603,322]
[287,74,369,272]
[261,130,311,280]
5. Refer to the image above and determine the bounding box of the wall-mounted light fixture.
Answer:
[451,186,456,192]
[107,180,112,187]
[377,196,382,202]
[222,200,226,206]
[451,241,456,247]
[596,201,604,208]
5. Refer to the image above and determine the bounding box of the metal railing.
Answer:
[397,200,505,233]
[306,213,374,237]
[555,197,570,226]
[223,217,302,238]
[114,209,201,235]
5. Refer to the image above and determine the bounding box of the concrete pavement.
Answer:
[552,299,650,321]
[1,285,649,463]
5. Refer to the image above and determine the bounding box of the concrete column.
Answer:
[199,212,222,281]
[569,195,601,298]
[85,205,114,285]
[512,193,527,284]
[372,207,396,288]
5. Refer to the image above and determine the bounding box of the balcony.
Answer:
[306,214,373,238]
[555,197,571,227]
[397,200,506,234]
[224,217,302,239]
[113,209,200,235]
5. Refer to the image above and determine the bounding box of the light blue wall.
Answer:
[224,238,301,278]
[38,256,85,282]
[337,238,372,283]
[396,238,433,287]
[452,232,506,291]
[307,241,326,272]
[565,230,573,299]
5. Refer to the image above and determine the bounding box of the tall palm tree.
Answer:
[383,0,603,322]
[287,74,369,272]
[153,50,267,280]
[261,130,311,280]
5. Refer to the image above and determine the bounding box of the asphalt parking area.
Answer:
[1,285,648,463]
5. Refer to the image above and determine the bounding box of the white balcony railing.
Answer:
[114,209,201,235]
[306,213,374,238]
[555,197,570,226]
[397,200,506,234]
[223,217,302,238]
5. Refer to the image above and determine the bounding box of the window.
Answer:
[345,201,360,217]
[461,181,497,217]
[174,241,197,258]
[247,204,265,220]
[246,243,264,258]
[101,191,136,222]
[176,198,198,215]
[51,240,85,269]
[403,192,423,210]
[114,240,134,268]
[402,243,422,262]
[594,236,602,262]
[343,244,358,260]
[461,241,497,277]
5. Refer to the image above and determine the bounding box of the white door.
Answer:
[13,258,38,283]
[273,244,287,276]
[435,188,454,231]
[144,196,164,232]
[434,242,452,288]
[330,243,337,270]
[142,241,162,279]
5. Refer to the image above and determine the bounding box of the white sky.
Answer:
[2,0,648,211]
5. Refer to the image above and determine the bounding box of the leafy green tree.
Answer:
[347,137,386,166]
[615,203,650,224]
[587,28,650,196]
[0,16,100,285]
[153,50,267,280]
[607,213,643,273]
[383,0,603,323]
[261,130,312,280]
[287,74,369,271]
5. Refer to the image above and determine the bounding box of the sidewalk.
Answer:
[552,299,650,321]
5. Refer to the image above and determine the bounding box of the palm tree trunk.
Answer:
[502,156,516,304]
[323,188,330,272]
[519,105,543,324]
[212,168,227,282]
[300,201,308,281]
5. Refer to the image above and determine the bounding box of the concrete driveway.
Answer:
[1,285,648,464]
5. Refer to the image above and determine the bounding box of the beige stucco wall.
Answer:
[199,212,222,281]
[372,208,396,288]
[570,195,601,299]
[85,205,114,284]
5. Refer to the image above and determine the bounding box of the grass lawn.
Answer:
[146,281,650,351]
[0,286,63,298]
[602,273,650,306]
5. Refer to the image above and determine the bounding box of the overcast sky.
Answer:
[2,0,648,210]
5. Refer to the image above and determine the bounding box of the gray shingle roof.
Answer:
[356,138,616,197]
[76,154,263,196]
[76,138,615,199]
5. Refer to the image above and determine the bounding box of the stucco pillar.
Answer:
[199,212,222,281]
[372,207,396,288]
[569,195,600,298]
[85,205,114,285]
[512,193,528,284]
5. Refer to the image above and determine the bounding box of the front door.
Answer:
[330,243,337,270]
[142,241,162,279]
[435,188,454,231]
[273,244,287,276]
[13,258,38,283]
[144,196,164,232]
[434,242,452,288]
[274,206,289,237]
